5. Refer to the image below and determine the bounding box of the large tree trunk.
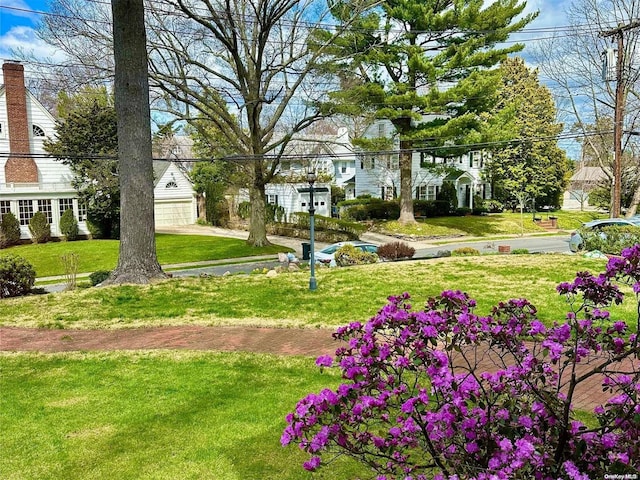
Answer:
[626,183,640,217]
[247,185,271,247]
[398,137,416,225]
[197,193,207,221]
[106,0,166,284]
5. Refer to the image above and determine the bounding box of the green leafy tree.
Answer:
[44,87,120,239]
[187,111,241,225]
[317,0,536,224]
[483,58,570,209]
[437,181,458,213]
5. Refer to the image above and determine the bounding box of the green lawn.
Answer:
[377,210,605,238]
[0,234,292,278]
[2,253,637,480]
[1,255,636,330]
[0,351,368,480]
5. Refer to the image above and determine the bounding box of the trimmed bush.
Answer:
[0,255,36,298]
[436,249,452,257]
[377,241,416,261]
[28,211,51,244]
[512,248,530,255]
[582,225,640,255]
[89,270,111,286]
[334,244,378,267]
[454,207,472,216]
[0,212,21,248]
[59,208,79,241]
[452,246,480,256]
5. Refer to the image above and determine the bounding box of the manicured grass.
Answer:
[0,351,368,480]
[2,255,636,330]
[377,210,605,238]
[0,234,292,278]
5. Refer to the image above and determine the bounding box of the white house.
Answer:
[562,166,605,211]
[276,125,357,200]
[265,182,331,218]
[354,119,491,208]
[0,61,197,239]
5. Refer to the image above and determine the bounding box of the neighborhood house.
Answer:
[0,61,197,240]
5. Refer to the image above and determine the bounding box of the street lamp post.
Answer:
[307,169,317,291]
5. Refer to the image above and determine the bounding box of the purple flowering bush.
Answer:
[282,245,640,479]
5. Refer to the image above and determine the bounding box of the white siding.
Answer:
[153,163,197,225]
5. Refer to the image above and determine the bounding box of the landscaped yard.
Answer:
[2,251,636,479]
[0,255,635,330]
[0,351,368,480]
[376,210,605,238]
[1,234,291,278]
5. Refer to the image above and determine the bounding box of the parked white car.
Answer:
[314,241,378,267]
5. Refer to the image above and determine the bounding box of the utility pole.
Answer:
[601,20,640,218]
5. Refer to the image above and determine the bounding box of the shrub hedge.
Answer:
[28,211,51,244]
[581,225,640,254]
[377,241,416,261]
[0,212,21,248]
[0,255,36,298]
[59,208,79,241]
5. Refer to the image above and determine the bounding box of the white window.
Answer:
[37,200,53,224]
[0,200,11,218]
[78,202,87,222]
[32,125,45,137]
[18,200,34,226]
[471,151,480,168]
[59,198,74,218]
[267,194,278,205]
[341,164,347,174]
[416,185,436,201]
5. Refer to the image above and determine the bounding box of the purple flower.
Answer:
[315,355,333,367]
[303,456,321,471]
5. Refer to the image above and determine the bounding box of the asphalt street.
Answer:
[40,232,573,293]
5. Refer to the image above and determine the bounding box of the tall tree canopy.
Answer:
[43,87,120,239]
[483,57,570,208]
[37,0,375,246]
[317,0,536,223]
[535,0,640,216]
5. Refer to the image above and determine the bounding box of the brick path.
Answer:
[1,325,637,412]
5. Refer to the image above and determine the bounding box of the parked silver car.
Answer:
[314,241,378,266]
[569,218,640,252]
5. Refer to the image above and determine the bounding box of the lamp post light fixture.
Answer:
[306,168,318,291]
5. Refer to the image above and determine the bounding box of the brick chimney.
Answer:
[3,62,38,183]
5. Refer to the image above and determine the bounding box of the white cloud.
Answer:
[0,26,68,83]
[0,25,66,61]
[2,0,40,21]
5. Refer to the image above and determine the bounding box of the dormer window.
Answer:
[32,125,45,137]
[165,181,178,188]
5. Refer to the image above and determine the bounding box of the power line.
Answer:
[0,3,627,39]
[0,128,616,163]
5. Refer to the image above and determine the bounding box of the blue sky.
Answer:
[1,0,573,64]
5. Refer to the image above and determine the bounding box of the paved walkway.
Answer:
[2,325,636,412]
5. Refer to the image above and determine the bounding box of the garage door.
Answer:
[154,200,194,226]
